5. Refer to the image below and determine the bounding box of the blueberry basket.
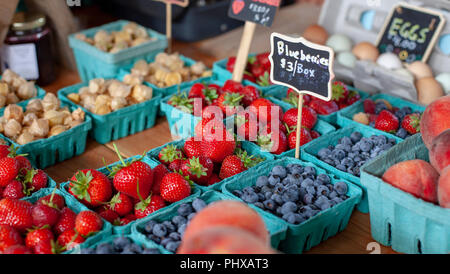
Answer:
[337,93,426,139]
[147,138,274,192]
[68,20,168,82]
[301,125,404,213]
[132,190,288,252]
[58,82,162,144]
[221,158,362,254]
[60,155,200,235]
[361,134,450,254]
[0,97,92,169]
[266,85,369,125]
[23,188,112,254]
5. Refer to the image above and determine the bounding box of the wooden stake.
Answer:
[295,94,304,159]
[166,3,172,53]
[232,22,257,82]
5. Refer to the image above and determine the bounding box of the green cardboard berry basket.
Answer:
[58,82,162,144]
[23,188,113,254]
[68,20,168,82]
[266,85,370,125]
[147,138,274,192]
[301,125,403,213]
[0,97,92,169]
[132,190,288,252]
[360,134,450,254]
[221,158,362,254]
[337,93,426,139]
[60,155,200,235]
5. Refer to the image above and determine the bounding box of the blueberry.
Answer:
[192,198,207,212]
[81,248,95,254]
[332,197,344,204]
[336,164,347,172]
[276,206,283,216]
[340,136,353,146]
[349,132,361,143]
[257,193,265,201]
[178,223,187,235]
[303,193,314,204]
[256,176,269,187]
[161,237,172,246]
[254,202,264,209]
[317,185,330,196]
[314,196,329,208]
[147,234,161,244]
[341,157,354,168]
[300,178,314,188]
[263,199,276,210]
[401,106,412,115]
[169,232,181,241]
[264,191,273,200]
[295,214,306,224]
[96,243,113,254]
[268,175,280,186]
[166,241,180,253]
[328,191,338,199]
[129,243,142,253]
[243,186,254,193]
[324,158,335,166]
[319,200,331,210]
[142,248,160,254]
[187,212,196,221]
[281,201,298,215]
[352,143,361,152]
[334,182,348,195]
[360,140,373,152]
[271,193,283,205]
[303,166,316,177]
[163,220,176,233]
[318,148,332,159]
[272,165,287,178]
[396,128,408,139]
[144,220,157,234]
[332,149,346,161]
[282,188,299,202]
[388,138,397,145]
[121,248,135,254]
[242,192,259,203]
[233,190,243,197]
[152,223,167,238]
[288,166,304,176]
[282,212,297,224]
[113,236,131,250]
[306,186,316,195]
[177,203,193,217]
[381,143,393,151]
[172,215,187,227]
[282,175,294,186]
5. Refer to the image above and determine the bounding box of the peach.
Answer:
[420,95,450,149]
[183,200,269,244]
[382,159,440,203]
[438,166,450,208]
[429,129,450,173]
[178,226,275,254]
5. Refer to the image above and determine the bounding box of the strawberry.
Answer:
[0,145,10,159]
[69,169,112,207]
[257,131,288,155]
[15,155,31,176]
[401,113,421,134]
[3,244,32,254]
[226,57,236,72]
[160,173,191,203]
[282,107,317,130]
[259,121,287,135]
[134,194,166,219]
[0,199,33,231]
[57,229,84,250]
[346,90,361,105]
[219,155,246,179]
[249,98,283,124]
[331,81,349,104]
[75,211,103,237]
[25,226,54,249]
[0,225,22,252]
[158,144,183,166]
[200,134,236,163]
[250,63,265,79]
[217,91,244,115]
[167,92,194,114]
[256,52,271,70]
[31,202,60,227]
[364,99,376,114]
[243,73,256,83]
[120,214,137,225]
[180,156,213,185]
[288,128,313,149]
[375,110,399,133]
[309,98,339,115]
[222,80,243,93]
[369,114,378,124]
[2,180,25,199]
[33,239,63,254]
[188,83,206,101]
[201,105,223,122]
[237,120,258,141]
[37,191,65,211]
[54,207,76,235]
[168,158,184,172]
[97,207,120,225]
[108,192,133,217]
[0,157,19,187]
[310,130,320,139]
[239,85,260,106]
[24,169,48,195]
[206,173,221,186]
[184,137,202,158]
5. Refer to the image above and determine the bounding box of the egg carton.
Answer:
[318,0,450,103]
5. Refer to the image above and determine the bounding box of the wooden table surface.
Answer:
[41,2,398,254]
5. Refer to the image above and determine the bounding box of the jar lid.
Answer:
[11,12,46,31]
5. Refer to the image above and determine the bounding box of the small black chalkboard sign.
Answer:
[228,0,280,27]
[269,33,335,101]
[376,3,445,63]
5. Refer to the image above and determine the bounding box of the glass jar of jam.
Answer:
[1,12,55,86]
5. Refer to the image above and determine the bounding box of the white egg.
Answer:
[435,73,450,95]
[376,52,403,70]
[394,68,414,82]
[337,51,357,68]
[326,34,353,53]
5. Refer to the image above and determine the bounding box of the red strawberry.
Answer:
[309,99,339,115]
[75,211,103,237]
[200,136,236,164]
[222,80,243,93]
[283,107,317,130]
[134,194,166,219]
[69,169,112,207]
[375,110,399,133]
[57,229,85,250]
[237,120,259,141]
[201,105,224,122]
[160,173,191,203]
[180,156,213,185]
[260,121,287,135]
[15,155,31,176]
[250,63,265,79]
[150,164,168,196]
[158,144,183,165]
[346,90,361,105]
[24,169,48,194]
[168,158,184,172]
[363,99,376,114]
[195,118,226,139]
[54,207,76,235]
[120,214,137,225]
[243,73,256,83]
[331,81,349,104]
[206,173,221,186]
[0,145,10,159]
[33,240,63,254]
[310,130,320,139]
[2,180,25,199]
[226,57,236,72]
[217,91,244,115]
[257,131,288,155]
[0,199,33,231]
[25,226,54,248]
[401,113,421,134]
[0,157,19,187]
[188,83,206,101]
[3,244,32,254]
[184,137,202,158]
[37,191,65,211]
[249,98,283,124]
[0,225,22,252]
[219,155,246,180]
[288,128,313,149]
[256,52,271,70]
[31,203,60,227]
[97,207,120,225]
[108,192,133,217]
[239,85,260,106]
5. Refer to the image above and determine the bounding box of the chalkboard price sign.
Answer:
[269,33,335,101]
[376,3,445,63]
[228,0,280,27]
